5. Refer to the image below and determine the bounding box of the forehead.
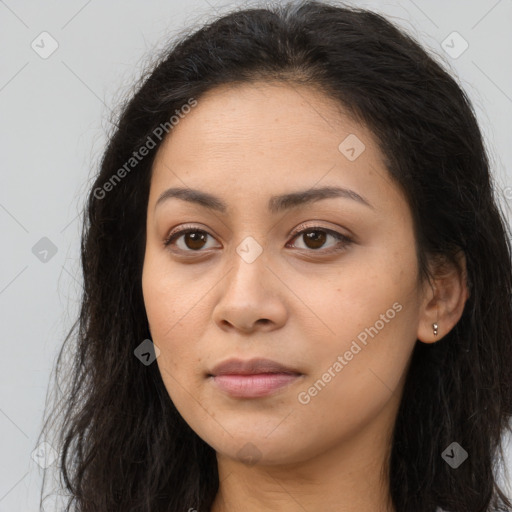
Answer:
[148,81,405,218]
[154,81,366,159]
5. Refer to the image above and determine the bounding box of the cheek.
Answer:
[142,258,196,380]
[142,251,196,338]
[304,251,419,397]
[295,306,417,444]
[318,252,417,343]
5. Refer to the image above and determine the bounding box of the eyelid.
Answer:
[163,223,220,248]
[290,221,352,240]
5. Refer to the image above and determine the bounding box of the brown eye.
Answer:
[287,226,353,254]
[182,231,208,250]
[163,228,219,252]
[163,225,353,256]
[302,230,327,249]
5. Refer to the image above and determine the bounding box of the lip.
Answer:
[209,357,301,376]
[208,357,303,398]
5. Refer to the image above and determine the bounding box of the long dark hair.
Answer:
[37,1,512,510]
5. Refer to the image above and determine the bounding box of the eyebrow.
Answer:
[154,185,374,214]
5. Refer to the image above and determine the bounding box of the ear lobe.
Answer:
[417,250,469,344]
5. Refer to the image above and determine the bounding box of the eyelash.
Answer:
[162,223,353,256]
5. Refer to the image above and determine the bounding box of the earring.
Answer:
[432,302,440,337]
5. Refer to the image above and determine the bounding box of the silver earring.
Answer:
[432,322,438,336]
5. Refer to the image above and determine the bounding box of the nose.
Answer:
[211,242,288,334]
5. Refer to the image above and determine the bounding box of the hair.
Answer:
[37,1,512,511]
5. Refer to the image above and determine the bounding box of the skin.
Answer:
[141,81,468,512]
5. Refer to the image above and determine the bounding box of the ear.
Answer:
[417,250,470,343]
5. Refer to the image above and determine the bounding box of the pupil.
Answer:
[305,230,326,249]
[186,232,206,250]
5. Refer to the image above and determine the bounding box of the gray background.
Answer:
[1,0,511,510]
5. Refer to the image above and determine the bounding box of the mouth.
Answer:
[207,357,304,398]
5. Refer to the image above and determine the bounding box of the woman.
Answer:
[37,1,512,510]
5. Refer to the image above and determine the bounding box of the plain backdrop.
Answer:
[1,0,511,510]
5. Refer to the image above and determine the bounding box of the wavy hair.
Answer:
[37,1,512,510]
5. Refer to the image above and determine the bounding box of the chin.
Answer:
[197,426,315,467]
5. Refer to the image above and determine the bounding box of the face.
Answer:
[142,81,425,466]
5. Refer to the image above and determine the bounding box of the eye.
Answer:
[163,225,219,252]
[163,224,353,255]
[286,224,353,254]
